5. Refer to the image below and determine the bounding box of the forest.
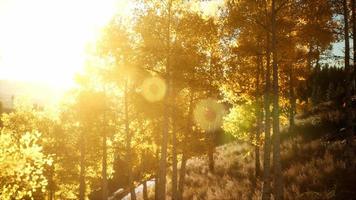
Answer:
[0,0,355,200]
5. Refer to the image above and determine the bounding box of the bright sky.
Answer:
[0,0,345,91]
[0,0,134,89]
[0,0,224,91]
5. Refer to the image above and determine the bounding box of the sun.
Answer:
[0,0,132,90]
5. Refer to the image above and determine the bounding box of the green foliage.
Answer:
[223,103,256,143]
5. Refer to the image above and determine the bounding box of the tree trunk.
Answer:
[177,89,194,200]
[155,148,160,200]
[351,0,356,95]
[343,0,354,170]
[79,130,86,200]
[207,134,215,172]
[172,133,178,200]
[102,127,108,200]
[143,180,149,200]
[171,121,178,200]
[125,81,136,200]
[352,0,356,91]
[48,164,55,200]
[289,65,296,132]
[171,90,178,200]
[157,1,172,199]
[255,54,262,178]
[177,152,188,200]
[158,126,168,200]
[262,25,272,200]
[271,0,283,199]
[255,131,261,177]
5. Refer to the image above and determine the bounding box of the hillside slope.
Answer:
[175,104,356,200]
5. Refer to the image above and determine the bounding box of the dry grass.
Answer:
[149,103,356,200]
[281,137,352,200]
[174,136,355,200]
[178,142,261,200]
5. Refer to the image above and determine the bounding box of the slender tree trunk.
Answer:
[255,54,262,178]
[289,64,296,132]
[143,180,149,200]
[343,0,354,169]
[125,81,136,200]
[352,0,356,91]
[140,150,149,200]
[351,0,356,95]
[172,131,178,200]
[157,72,170,193]
[254,134,261,176]
[205,68,218,173]
[262,28,272,200]
[79,130,86,200]
[171,122,178,200]
[155,148,160,200]
[102,126,108,200]
[157,57,169,197]
[171,90,178,200]
[49,188,54,200]
[49,191,54,200]
[157,1,172,199]
[177,89,194,200]
[271,0,283,199]
[207,132,215,172]
[177,152,187,200]
[48,164,55,200]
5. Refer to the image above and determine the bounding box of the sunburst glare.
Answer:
[141,76,167,102]
[193,98,226,132]
[0,0,132,89]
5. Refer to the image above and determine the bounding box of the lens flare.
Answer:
[141,76,167,102]
[193,98,226,132]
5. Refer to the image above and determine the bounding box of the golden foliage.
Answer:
[0,130,52,200]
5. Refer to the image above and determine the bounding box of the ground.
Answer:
[170,102,356,200]
[130,102,356,200]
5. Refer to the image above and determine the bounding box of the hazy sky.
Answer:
[0,0,351,90]
[0,0,134,88]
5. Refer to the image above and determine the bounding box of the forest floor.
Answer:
[164,102,356,200]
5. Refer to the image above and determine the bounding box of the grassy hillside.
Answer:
[165,103,356,200]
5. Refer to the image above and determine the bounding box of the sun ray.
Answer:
[0,0,132,89]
